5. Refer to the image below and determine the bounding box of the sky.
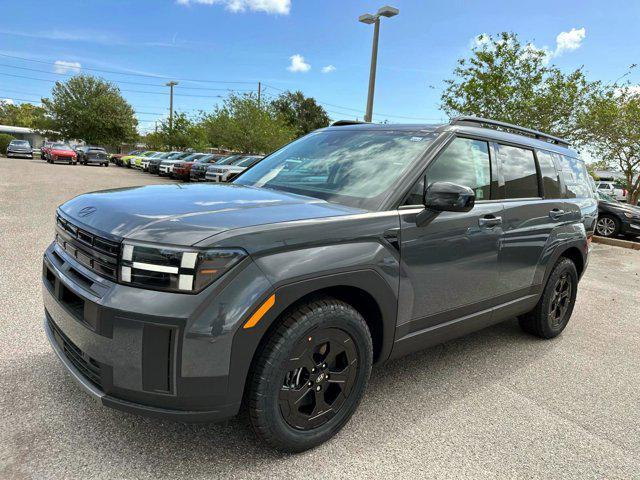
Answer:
[1,0,638,133]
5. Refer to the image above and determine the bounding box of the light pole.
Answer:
[359,6,399,123]
[165,81,178,131]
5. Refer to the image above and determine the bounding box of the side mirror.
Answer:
[424,181,475,213]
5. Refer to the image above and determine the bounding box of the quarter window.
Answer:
[558,155,592,199]
[536,150,562,199]
[497,145,539,199]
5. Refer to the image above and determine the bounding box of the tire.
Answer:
[519,257,578,339]
[596,214,620,237]
[248,297,373,452]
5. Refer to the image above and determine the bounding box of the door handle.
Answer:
[549,208,565,220]
[478,215,502,228]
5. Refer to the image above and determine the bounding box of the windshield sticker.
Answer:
[409,137,423,142]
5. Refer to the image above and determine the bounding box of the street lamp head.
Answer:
[358,13,377,24]
[377,5,399,17]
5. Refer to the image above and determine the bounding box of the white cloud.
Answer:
[176,0,290,14]
[287,54,310,72]
[321,65,336,74]
[54,60,82,74]
[1,98,14,105]
[470,27,585,62]
[554,27,586,56]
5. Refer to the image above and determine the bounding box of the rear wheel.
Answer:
[248,297,372,452]
[596,215,620,237]
[519,257,578,339]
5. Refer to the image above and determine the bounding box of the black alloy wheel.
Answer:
[519,257,578,338]
[248,297,372,452]
[548,273,572,328]
[279,327,358,431]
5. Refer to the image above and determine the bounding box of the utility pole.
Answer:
[165,81,178,131]
[258,81,262,106]
[359,6,399,123]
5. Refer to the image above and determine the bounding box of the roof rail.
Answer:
[450,116,570,147]
[330,120,369,127]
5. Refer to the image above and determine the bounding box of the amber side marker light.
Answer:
[243,294,276,329]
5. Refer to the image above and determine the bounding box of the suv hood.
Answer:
[59,183,366,245]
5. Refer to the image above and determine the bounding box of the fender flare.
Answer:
[226,268,397,407]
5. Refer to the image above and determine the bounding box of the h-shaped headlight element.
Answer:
[120,241,246,293]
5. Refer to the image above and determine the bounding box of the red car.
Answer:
[173,153,224,181]
[47,143,78,165]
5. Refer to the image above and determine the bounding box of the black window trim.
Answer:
[397,133,497,209]
[493,140,543,201]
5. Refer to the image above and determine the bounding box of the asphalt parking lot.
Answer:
[1,157,639,479]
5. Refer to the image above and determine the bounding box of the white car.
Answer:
[205,155,263,182]
[596,181,627,202]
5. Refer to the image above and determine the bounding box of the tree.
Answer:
[271,90,330,136]
[0,133,15,153]
[42,75,138,145]
[0,102,53,130]
[202,93,295,154]
[578,86,640,204]
[143,112,208,150]
[441,32,594,143]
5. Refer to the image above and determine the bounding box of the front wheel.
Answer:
[519,257,578,339]
[596,215,620,237]
[247,297,372,452]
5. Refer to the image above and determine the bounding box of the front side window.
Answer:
[236,129,438,209]
[497,144,539,199]
[427,137,491,200]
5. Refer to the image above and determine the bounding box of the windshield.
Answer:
[52,143,72,150]
[597,191,618,203]
[237,156,261,167]
[196,155,215,163]
[11,140,29,146]
[88,147,105,152]
[235,129,437,209]
[217,155,243,165]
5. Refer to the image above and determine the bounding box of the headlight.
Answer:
[623,212,640,220]
[120,241,246,293]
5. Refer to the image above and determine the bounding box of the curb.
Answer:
[592,235,640,251]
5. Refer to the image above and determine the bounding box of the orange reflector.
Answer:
[243,294,276,329]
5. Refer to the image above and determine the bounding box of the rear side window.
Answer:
[558,155,591,199]
[536,150,562,199]
[496,144,539,199]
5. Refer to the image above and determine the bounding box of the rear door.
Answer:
[494,144,564,294]
[397,136,503,334]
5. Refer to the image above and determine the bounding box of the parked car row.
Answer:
[110,149,264,183]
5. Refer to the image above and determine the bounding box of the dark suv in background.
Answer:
[42,117,596,452]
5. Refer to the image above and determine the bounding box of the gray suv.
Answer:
[42,117,597,452]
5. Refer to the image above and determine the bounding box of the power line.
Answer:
[0,71,227,98]
[0,52,257,85]
[0,63,254,92]
[0,95,167,116]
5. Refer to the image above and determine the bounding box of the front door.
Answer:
[397,136,503,336]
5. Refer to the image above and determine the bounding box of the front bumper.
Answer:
[7,150,33,158]
[42,241,273,422]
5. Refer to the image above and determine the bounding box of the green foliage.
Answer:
[0,133,15,153]
[42,75,138,145]
[0,102,53,131]
[578,86,640,204]
[202,93,295,154]
[143,112,208,150]
[271,90,330,136]
[441,32,594,144]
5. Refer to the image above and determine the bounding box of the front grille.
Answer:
[47,313,103,389]
[56,214,120,281]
